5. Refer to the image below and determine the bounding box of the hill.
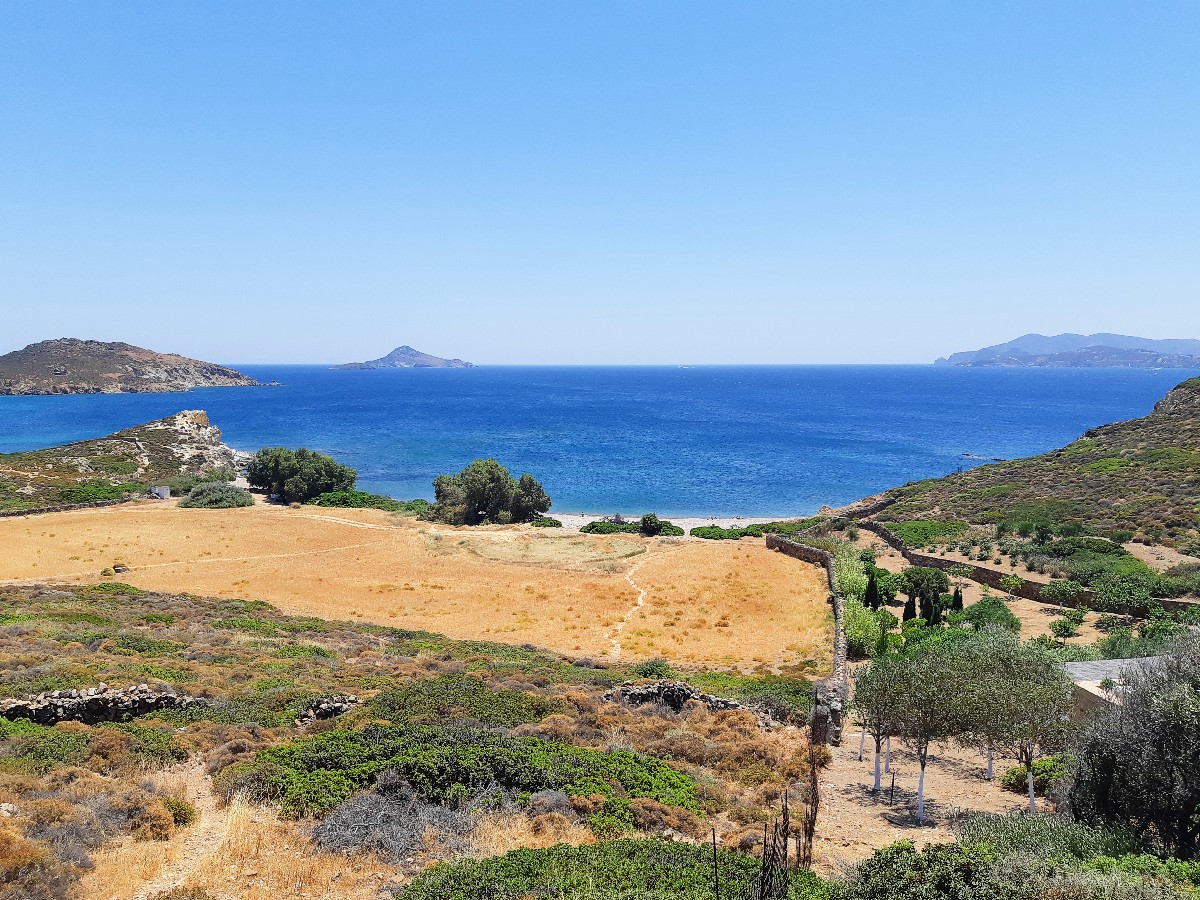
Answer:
[0,410,246,510]
[332,344,474,369]
[871,377,1200,548]
[0,338,258,394]
[936,333,1200,367]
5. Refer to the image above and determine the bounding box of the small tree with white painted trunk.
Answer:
[852,655,903,793]
[887,644,962,823]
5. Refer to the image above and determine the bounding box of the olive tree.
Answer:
[852,655,903,792]
[1069,637,1200,858]
[887,643,964,822]
[428,459,551,525]
[953,632,1074,796]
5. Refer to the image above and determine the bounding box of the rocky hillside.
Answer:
[333,344,474,369]
[936,332,1200,367]
[0,410,247,510]
[873,377,1200,548]
[0,338,259,394]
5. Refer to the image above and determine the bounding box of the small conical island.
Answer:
[332,345,474,369]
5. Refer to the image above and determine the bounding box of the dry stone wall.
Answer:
[0,684,204,725]
[0,498,141,519]
[765,533,847,745]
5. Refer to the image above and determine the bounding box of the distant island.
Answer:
[935,332,1200,368]
[332,345,474,369]
[0,338,259,395]
[936,333,1200,367]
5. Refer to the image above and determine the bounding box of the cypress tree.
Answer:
[902,596,916,622]
[865,571,881,611]
[951,585,964,612]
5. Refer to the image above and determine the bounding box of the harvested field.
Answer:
[0,501,832,671]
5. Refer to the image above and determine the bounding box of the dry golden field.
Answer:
[0,501,832,671]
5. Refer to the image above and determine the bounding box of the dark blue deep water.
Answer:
[1,366,1195,517]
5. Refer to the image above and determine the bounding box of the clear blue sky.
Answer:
[2,3,1197,364]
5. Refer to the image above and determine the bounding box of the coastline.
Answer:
[549,512,799,532]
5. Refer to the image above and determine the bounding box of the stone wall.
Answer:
[857,519,1194,618]
[0,497,141,519]
[0,684,204,725]
[765,533,847,744]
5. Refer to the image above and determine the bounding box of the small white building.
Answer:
[150,486,171,500]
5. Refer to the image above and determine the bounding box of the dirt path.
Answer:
[608,558,649,660]
[133,758,230,900]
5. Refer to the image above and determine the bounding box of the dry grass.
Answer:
[0,502,832,669]
[183,800,384,899]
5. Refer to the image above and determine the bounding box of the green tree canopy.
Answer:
[246,447,356,504]
[427,459,551,526]
[1069,637,1200,858]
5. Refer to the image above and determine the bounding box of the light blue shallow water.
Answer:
[1,366,1195,518]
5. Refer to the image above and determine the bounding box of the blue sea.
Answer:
[1,366,1195,518]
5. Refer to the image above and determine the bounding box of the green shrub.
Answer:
[160,796,198,827]
[683,673,813,723]
[884,520,968,547]
[257,722,701,819]
[1049,618,1080,638]
[58,480,143,503]
[844,598,882,659]
[955,812,1140,860]
[276,643,334,659]
[583,518,683,537]
[79,582,145,597]
[178,483,254,509]
[6,724,92,771]
[580,521,641,535]
[308,491,429,514]
[1062,606,1087,626]
[366,674,561,727]
[101,722,188,766]
[837,841,1004,900]
[1000,755,1071,796]
[530,517,562,527]
[1040,580,1085,605]
[112,634,184,655]
[962,596,1021,633]
[1094,614,1129,632]
[631,658,673,679]
[398,839,830,900]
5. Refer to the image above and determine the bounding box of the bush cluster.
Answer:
[178,483,254,509]
[424,458,551,526]
[308,491,430,514]
[247,447,356,504]
[397,839,829,900]
[235,722,701,823]
[581,514,684,537]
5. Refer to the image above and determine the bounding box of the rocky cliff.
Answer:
[0,338,259,394]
